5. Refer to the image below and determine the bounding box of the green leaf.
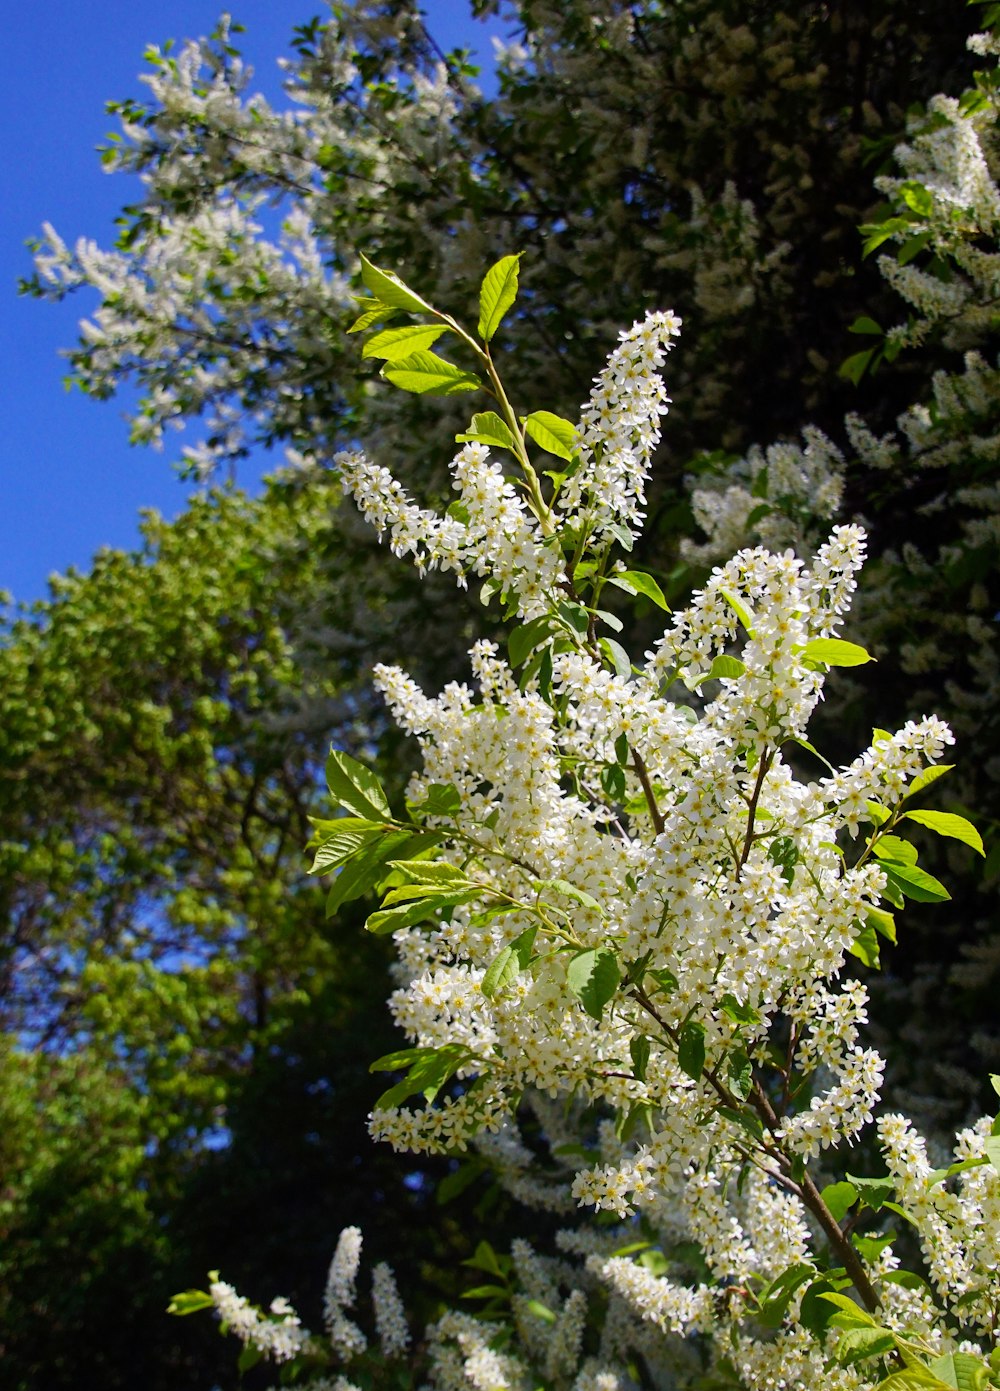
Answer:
[373,1042,472,1109]
[607,570,670,611]
[311,819,387,873]
[359,253,432,313]
[848,921,881,968]
[630,1035,650,1081]
[839,347,876,385]
[719,588,755,635]
[362,323,448,361]
[566,948,620,1021]
[481,926,537,999]
[409,783,463,820]
[382,351,482,396]
[326,749,391,820]
[697,653,746,683]
[872,835,918,865]
[386,860,473,886]
[348,303,397,333]
[818,1292,877,1329]
[846,1172,894,1211]
[167,1288,214,1316]
[835,1327,896,1366]
[600,637,632,679]
[325,830,414,914]
[881,861,951,904]
[537,878,603,913]
[719,993,760,1026]
[456,410,518,452]
[799,638,874,667]
[901,810,984,856]
[874,1368,956,1390]
[756,1263,816,1327]
[366,889,479,935]
[927,1351,992,1391]
[906,764,954,796]
[523,411,578,461]
[821,1182,858,1222]
[464,1240,505,1278]
[866,906,897,944]
[509,616,553,669]
[848,315,883,336]
[677,1020,706,1081]
[477,253,521,341]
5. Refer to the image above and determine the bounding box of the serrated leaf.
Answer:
[311,819,386,873]
[799,638,874,667]
[456,410,518,452]
[835,1327,896,1366]
[481,927,537,999]
[608,569,670,611]
[881,861,951,903]
[846,1172,894,1211]
[566,948,620,1021]
[901,810,984,856]
[866,906,897,944]
[538,878,603,913]
[409,783,462,820]
[366,889,479,935]
[382,351,482,396]
[876,1369,957,1390]
[818,1292,877,1328]
[348,303,397,333]
[677,1020,706,1081]
[359,253,432,313]
[326,749,392,821]
[325,830,413,914]
[523,411,577,461]
[363,322,448,361]
[386,860,473,886]
[477,253,521,341]
[927,1351,992,1391]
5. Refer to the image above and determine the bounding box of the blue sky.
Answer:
[1,2,499,604]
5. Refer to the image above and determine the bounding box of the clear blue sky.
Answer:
[0,1,499,604]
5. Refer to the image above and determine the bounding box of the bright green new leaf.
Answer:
[385,860,472,886]
[366,888,479,935]
[696,654,747,684]
[901,810,984,856]
[881,861,951,904]
[866,906,897,944]
[600,637,632,679]
[477,253,521,341]
[799,638,874,667]
[630,1035,650,1081]
[872,835,918,865]
[167,1289,214,1316]
[821,1182,858,1222]
[848,315,883,336]
[839,347,876,384]
[874,1369,956,1390]
[906,764,954,796]
[607,569,670,611]
[325,749,391,821]
[927,1350,993,1391]
[719,588,755,635]
[537,878,603,913]
[381,351,482,396]
[848,921,881,968]
[566,947,620,1021]
[348,303,397,333]
[359,252,432,313]
[310,819,386,873]
[523,410,578,461]
[481,927,537,999]
[362,323,448,361]
[818,1292,877,1329]
[455,410,518,452]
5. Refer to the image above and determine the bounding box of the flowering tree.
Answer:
[179,254,995,1391]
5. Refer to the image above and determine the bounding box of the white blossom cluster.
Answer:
[208,1277,316,1363]
[337,308,681,611]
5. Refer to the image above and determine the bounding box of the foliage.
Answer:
[190,251,997,1391]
